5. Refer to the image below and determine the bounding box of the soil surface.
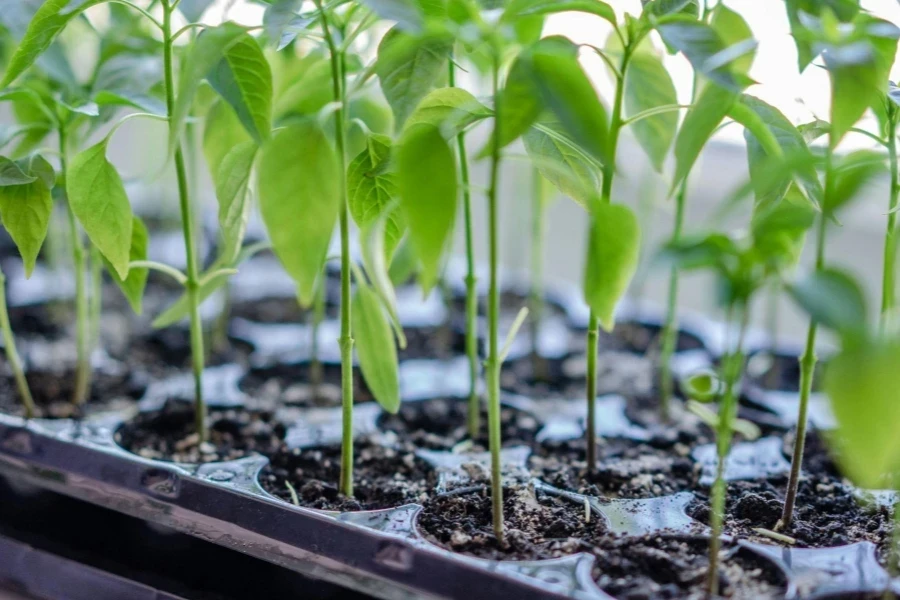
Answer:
[0,369,143,419]
[238,362,374,407]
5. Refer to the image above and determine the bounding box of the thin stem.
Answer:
[89,245,102,352]
[129,260,187,285]
[172,23,207,42]
[849,126,888,148]
[621,103,693,126]
[0,266,34,418]
[163,0,206,441]
[881,116,898,331]
[109,0,164,30]
[529,167,546,380]
[60,125,91,407]
[586,46,631,471]
[486,51,504,543]
[310,270,326,389]
[659,180,686,421]
[449,52,480,439]
[317,0,353,497]
[706,302,750,597]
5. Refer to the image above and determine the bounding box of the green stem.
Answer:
[659,181,686,421]
[89,245,102,352]
[448,53,480,439]
[882,116,898,331]
[163,0,206,441]
[529,167,546,380]
[780,208,827,529]
[310,270,326,389]
[317,1,353,497]
[0,267,34,418]
[60,126,91,407]
[706,302,749,597]
[586,47,630,471]
[487,53,504,542]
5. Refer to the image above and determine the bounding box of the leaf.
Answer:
[107,216,149,314]
[526,36,609,165]
[502,0,615,24]
[203,100,252,183]
[523,124,600,207]
[0,0,108,88]
[672,83,736,192]
[206,32,273,143]
[376,27,452,130]
[397,123,457,295]
[353,282,401,413]
[583,203,641,331]
[493,50,544,149]
[659,232,737,271]
[347,134,405,262]
[258,122,340,306]
[0,171,52,277]
[404,87,492,137]
[709,3,755,76]
[67,138,133,279]
[787,267,867,334]
[826,339,900,488]
[655,16,753,91]
[0,156,37,186]
[214,140,256,265]
[826,150,886,214]
[359,0,430,31]
[263,0,313,51]
[177,0,216,22]
[624,50,677,172]
[170,23,248,158]
[642,0,699,17]
[92,54,164,116]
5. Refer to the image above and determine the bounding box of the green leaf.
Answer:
[214,140,256,265]
[787,267,867,334]
[583,203,641,331]
[353,281,401,413]
[348,134,405,262]
[672,83,736,192]
[642,0,699,17]
[526,36,609,165]
[659,232,738,271]
[523,123,600,207]
[0,156,37,186]
[397,123,457,295]
[107,216,149,314]
[273,55,334,120]
[67,138,133,279]
[170,23,248,158]
[203,100,252,183]
[0,0,108,88]
[784,0,860,70]
[493,50,544,150]
[177,0,216,22]
[359,0,427,31]
[0,170,52,277]
[404,88,491,137]
[826,339,900,488]
[624,50,677,172]
[206,32,273,143]
[502,0,615,24]
[258,122,340,306]
[376,27,452,130]
[709,3,755,76]
[655,16,754,91]
[826,150,886,214]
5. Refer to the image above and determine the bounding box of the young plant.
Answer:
[874,83,900,330]
[778,6,898,529]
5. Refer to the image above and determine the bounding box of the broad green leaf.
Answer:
[583,203,641,331]
[527,36,609,165]
[353,282,401,413]
[826,150,886,214]
[672,84,736,192]
[0,157,37,186]
[523,124,600,207]
[655,16,754,91]
[642,0,699,18]
[264,1,314,51]
[783,0,860,70]
[348,134,405,262]
[826,339,900,488]
[404,88,491,137]
[203,100,252,182]
[67,139,133,279]
[502,0,615,25]
[170,23,248,158]
[359,0,427,31]
[788,267,867,334]
[258,122,340,306]
[177,0,216,22]
[710,4,755,76]
[659,232,738,271]
[214,140,256,265]
[92,54,164,116]
[750,191,814,268]
[0,0,108,88]
[273,55,333,120]
[0,170,52,277]
[493,50,544,149]
[397,123,457,294]
[107,216,149,314]
[624,50,677,172]
[206,32,273,143]
[376,27,452,130]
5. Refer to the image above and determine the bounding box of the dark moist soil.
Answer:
[115,400,286,463]
[238,362,374,407]
[377,397,540,451]
[398,324,465,361]
[0,369,143,419]
[7,302,71,340]
[744,351,826,393]
[123,328,252,378]
[259,437,435,511]
[229,296,339,325]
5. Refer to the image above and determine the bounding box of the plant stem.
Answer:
[780,207,827,529]
[448,53,480,439]
[89,245,102,352]
[529,167,546,381]
[659,180,686,421]
[706,302,749,597]
[882,116,898,331]
[486,53,504,542]
[310,270,325,390]
[317,1,353,497]
[163,0,206,441]
[0,266,34,418]
[59,126,91,407]
[586,47,630,471]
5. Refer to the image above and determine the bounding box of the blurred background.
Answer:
[3,0,900,347]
